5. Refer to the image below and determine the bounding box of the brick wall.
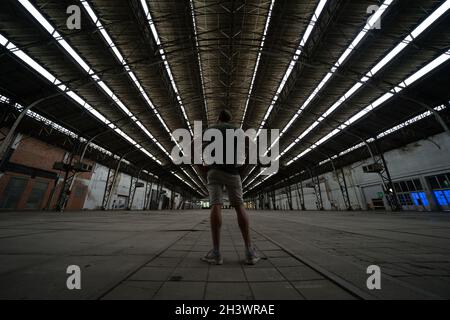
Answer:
[0,130,94,211]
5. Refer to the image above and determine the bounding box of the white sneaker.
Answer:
[245,248,260,265]
[201,249,223,265]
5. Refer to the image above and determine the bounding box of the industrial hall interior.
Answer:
[0,0,450,300]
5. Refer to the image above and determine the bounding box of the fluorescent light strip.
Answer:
[256,0,329,135]
[240,0,275,127]
[284,0,450,153]
[181,167,207,195]
[17,0,171,159]
[245,172,274,193]
[270,0,394,147]
[80,0,180,156]
[21,0,205,191]
[140,0,193,136]
[80,1,206,192]
[171,171,197,192]
[242,166,257,184]
[240,1,277,182]
[0,94,10,104]
[1,93,159,178]
[245,104,447,193]
[286,50,450,166]
[189,0,209,124]
[0,35,206,194]
[376,105,446,139]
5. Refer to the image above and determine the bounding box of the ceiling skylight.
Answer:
[240,0,276,127]
[286,50,450,166]
[255,0,329,135]
[0,34,205,195]
[139,0,193,136]
[283,0,450,154]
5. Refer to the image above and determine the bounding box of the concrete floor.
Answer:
[0,209,449,300]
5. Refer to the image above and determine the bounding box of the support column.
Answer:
[296,181,306,211]
[146,180,154,210]
[127,168,144,210]
[270,190,277,210]
[155,181,163,210]
[331,163,352,211]
[102,159,122,210]
[285,179,293,210]
[309,169,324,211]
[55,149,77,212]
[372,141,402,211]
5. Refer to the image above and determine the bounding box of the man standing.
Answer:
[201,109,260,265]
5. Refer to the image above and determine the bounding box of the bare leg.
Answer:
[235,205,251,248]
[210,204,222,251]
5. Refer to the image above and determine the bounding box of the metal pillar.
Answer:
[127,168,144,210]
[336,168,352,210]
[102,159,123,210]
[309,169,324,211]
[170,188,176,210]
[143,180,150,210]
[127,173,137,210]
[45,175,60,210]
[329,159,352,211]
[55,171,76,211]
[145,180,154,210]
[55,150,77,211]
[178,193,185,209]
[143,181,149,210]
[150,180,160,210]
[258,193,264,209]
[284,179,293,210]
[63,131,110,202]
[295,181,306,211]
[188,195,193,209]
[0,93,62,161]
[270,190,277,210]
[340,130,401,211]
[155,181,163,210]
[101,168,112,209]
[373,141,402,211]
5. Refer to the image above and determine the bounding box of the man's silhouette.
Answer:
[201,109,260,265]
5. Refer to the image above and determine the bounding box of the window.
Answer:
[395,179,424,193]
[0,176,28,209]
[400,181,408,192]
[411,192,429,206]
[406,180,415,192]
[434,190,450,206]
[25,181,49,209]
[397,193,413,206]
[74,186,85,198]
[428,176,440,189]
[413,179,423,191]
[438,175,450,189]
[427,173,450,189]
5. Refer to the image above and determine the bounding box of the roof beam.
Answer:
[139,0,194,136]
[244,0,450,185]
[245,104,447,194]
[0,32,204,196]
[240,0,275,127]
[286,49,450,166]
[255,0,329,136]
[281,0,450,158]
[80,0,207,194]
[189,0,209,124]
[16,0,164,159]
[245,48,450,190]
